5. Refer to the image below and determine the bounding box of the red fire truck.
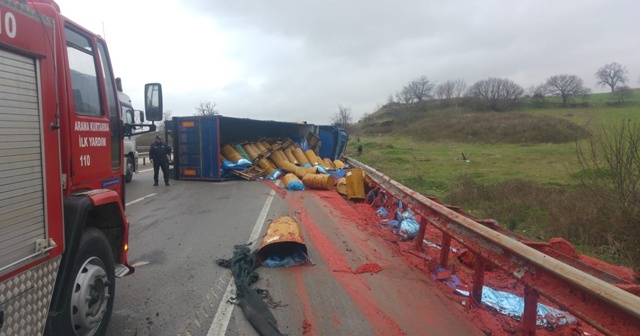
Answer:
[0,0,162,335]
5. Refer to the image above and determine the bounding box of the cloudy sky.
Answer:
[56,0,639,124]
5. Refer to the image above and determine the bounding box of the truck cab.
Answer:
[118,90,138,182]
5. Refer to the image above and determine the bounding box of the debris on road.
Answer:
[454,287,577,330]
[257,216,314,268]
[355,263,383,274]
[215,244,286,336]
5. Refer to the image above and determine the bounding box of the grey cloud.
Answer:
[173,0,639,122]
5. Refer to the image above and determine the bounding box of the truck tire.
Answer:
[125,156,134,183]
[57,228,116,336]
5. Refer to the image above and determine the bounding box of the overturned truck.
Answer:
[167,116,348,181]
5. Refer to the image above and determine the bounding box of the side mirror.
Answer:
[144,83,163,121]
[139,110,145,123]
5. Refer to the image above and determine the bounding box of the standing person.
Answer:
[357,144,363,156]
[150,135,172,186]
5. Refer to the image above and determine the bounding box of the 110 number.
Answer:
[79,155,91,167]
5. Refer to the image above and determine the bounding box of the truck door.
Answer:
[65,26,121,191]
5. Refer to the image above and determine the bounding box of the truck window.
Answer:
[97,41,121,170]
[65,27,102,117]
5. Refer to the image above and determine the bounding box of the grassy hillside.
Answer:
[352,90,640,266]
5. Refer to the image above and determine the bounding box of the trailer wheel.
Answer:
[125,156,134,183]
[62,228,115,336]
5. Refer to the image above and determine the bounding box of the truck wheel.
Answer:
[62,228,115,336]
[125,156,134,183]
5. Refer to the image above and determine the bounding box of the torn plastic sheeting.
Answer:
[262,249,314,268]
[266,169,283,180]
[398,218,419,240]
[380,219,400,229]
[237,158,252,167]
[286,180,305,191]
[315,165,329,174]
[453,287,576,329]
[376,207,389,218]
[329,168,347,179]
[432,267,463,289]
[423,239,459,253]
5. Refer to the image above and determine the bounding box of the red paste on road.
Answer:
[297,188,605,336]
[285,193,406,336]
[355,263,382,274]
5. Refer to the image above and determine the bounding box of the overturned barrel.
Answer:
[222,144,244,164]
[304,150,321,166]
[345,168,366,200]
[323,158,336,170]
[257,216,308,264]
[302,174,334,190]
[333,159,346,169]
[284,147,299,165]
[292,147,310,166]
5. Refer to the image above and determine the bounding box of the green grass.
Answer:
[351,91,640,266]
[350,136,578,197]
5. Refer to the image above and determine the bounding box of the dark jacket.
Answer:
[150,141,172,163]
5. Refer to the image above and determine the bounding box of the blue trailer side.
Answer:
[172,116,220,180]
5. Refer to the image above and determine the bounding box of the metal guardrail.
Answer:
[346,157,640,336]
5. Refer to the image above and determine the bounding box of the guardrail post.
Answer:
[521,286,538,336]
[472,256,485,305]
[371,190,384,207]
[143,157,146,166]
[414,218,428,252]
[439,233,451,268]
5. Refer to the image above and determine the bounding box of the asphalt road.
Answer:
[106,167,481,336]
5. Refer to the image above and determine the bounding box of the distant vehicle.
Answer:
[117,82,138,183]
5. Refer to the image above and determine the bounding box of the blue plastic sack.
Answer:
[261,249,314,268]
[287,180,305,191]
[380,219,399,228]
[398,218,419,240]
[454,287,576,329]
[315,165,329,174]
[221,160,246,171]
[236,158,252,167]
[329,168,347,179]
[266,169,282,180]
[376,207,389,218]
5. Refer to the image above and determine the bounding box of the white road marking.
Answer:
[125,193,157,206]
[130,261,150,267]
[207,181,280,336]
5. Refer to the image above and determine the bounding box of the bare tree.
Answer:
[195,101,219,116]
[575,119,640,262]
[359,112,372,126]
[395,90,413,104]
[611,85,634,103]
[386,94,395,104]
[435,81,456,100]
[595,62,629,92]
[403,75,435,103]
[527,84,549,108]
[453,78,467,98]
[332,104,353,130]
[466,77,524,111]
[157,110,172,132]
[545,74,588,107]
